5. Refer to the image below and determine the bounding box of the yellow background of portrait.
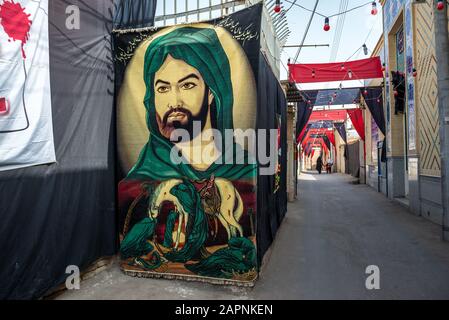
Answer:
[117,24,257,173]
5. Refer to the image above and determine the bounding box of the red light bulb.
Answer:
[274,5,281,13]
[371,2,378,15]
[437,1,444,11]
[324,17,330,31]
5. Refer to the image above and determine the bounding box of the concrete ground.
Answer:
[56,173,449,300]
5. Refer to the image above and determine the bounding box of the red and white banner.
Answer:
[0,0,55,171]
[288,57,384,84]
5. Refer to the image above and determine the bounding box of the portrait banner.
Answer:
[0,0,56,171]
[114,4,265,286]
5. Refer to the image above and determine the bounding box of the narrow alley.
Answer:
[57,172,449,300]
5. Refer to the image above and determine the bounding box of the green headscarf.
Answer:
[126,27,256,181]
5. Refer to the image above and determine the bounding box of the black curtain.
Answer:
[296,90,318,139]
[364,87,387,163]
[364,88,386,134]
[256,53,288,267]
[335,122,348,159]
[114,0,157,29]
[313,88,361,106]
[0,0,157,300]
[346,141,360,178]
[322,135,331,152]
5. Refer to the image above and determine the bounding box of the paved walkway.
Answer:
[57,173,449,300]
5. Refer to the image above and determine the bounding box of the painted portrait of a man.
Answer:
[117,25,258,283]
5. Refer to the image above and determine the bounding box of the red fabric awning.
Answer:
[309,109,350,122]
[288,57,383,84]
[347,109,365,141]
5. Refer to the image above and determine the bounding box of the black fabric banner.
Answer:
[313,88,361,106]
[0,0,157,300]
[335,122,348,159]
[257,53,288,267]
[323,135,331,152]
[113,0,157,29]
[346,141,360,177]
[364,87,387,163]
[364,87,385,135]
[296,89,318,139]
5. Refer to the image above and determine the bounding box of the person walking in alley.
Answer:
[326,158,334,174]
[316,155,323,174]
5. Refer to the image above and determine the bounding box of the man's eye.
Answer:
[157,86,170,93]
[181,82,197,90]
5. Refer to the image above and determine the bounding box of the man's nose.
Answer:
[168,86,183,109]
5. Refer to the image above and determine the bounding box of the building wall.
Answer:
[335,130,346,174]
[380,0,445,224]
[414,1,441,177]
[364,34,387,193]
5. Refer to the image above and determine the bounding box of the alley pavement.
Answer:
[56,173,449,300]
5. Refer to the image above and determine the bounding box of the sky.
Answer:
[153,0,384,92]
[280,0,383,90]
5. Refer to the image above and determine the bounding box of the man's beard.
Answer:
[156,89,210,141]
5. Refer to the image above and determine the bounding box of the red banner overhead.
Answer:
[288,57,384,84]
[309,109,350,122]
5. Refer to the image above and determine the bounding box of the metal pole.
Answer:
[434,0,449,240]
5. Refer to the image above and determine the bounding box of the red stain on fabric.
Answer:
[0,0,32,59]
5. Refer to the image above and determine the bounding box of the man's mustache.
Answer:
[163,107,193,125]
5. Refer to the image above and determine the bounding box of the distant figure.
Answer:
[316,156,323,174]
[326,159,334,174]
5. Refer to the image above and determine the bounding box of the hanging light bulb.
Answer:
[371,2,378,15]
[394,89,399,97]
[413,68,418,77]
[324,17,330,31]
[333,92,337,98]
[341,64,345,71]
[437,1,445,11]
[363,44,369,56]
[381,63,386,72]
[312,69,316,78]
[274,0,282,13]
[377,98,381,103]
[364,89,369,96]
[348,69,353,79]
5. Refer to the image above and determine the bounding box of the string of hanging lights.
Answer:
[282,0,429,115]
[278,0,380,32]
[278,0,446,20]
